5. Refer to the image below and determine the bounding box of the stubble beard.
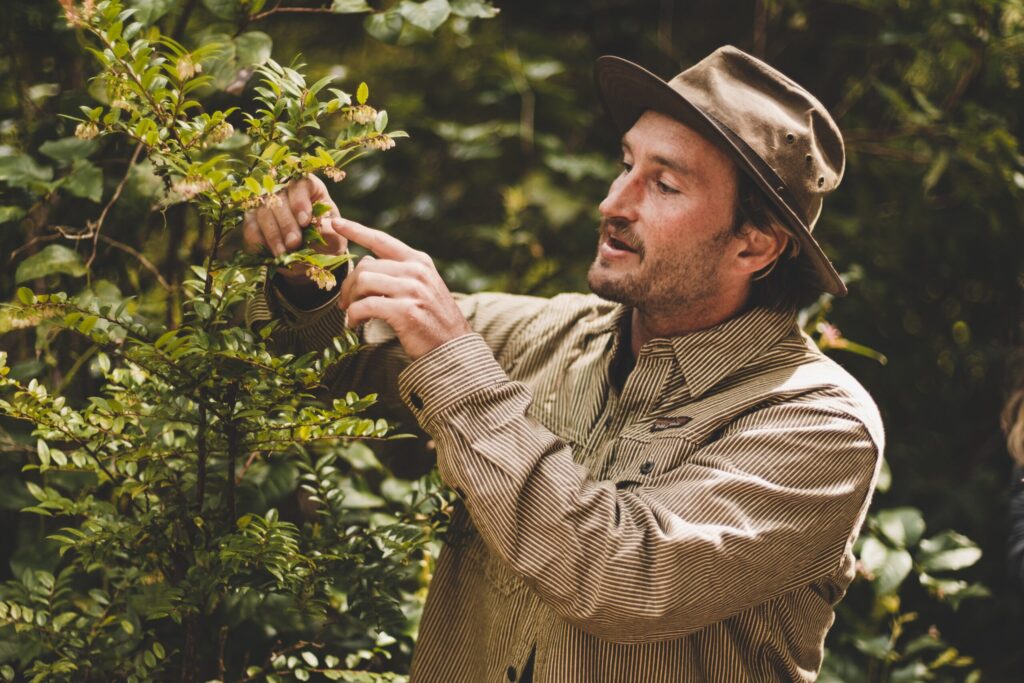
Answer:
[587,221,733,317]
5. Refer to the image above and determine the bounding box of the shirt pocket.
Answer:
[605,422,704,488]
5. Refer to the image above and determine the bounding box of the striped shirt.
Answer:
[248,283,884,683]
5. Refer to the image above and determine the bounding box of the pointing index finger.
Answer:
[332,217,419,261]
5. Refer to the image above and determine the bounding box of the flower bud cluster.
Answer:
[323,166,347,183]
[306,265,337,291]
[59,0,95,27]
[75,121,101,140]
[172,174,213,201]
[342,105,378,125]
[362,135,395,151]
[204,122,234,147]
[176,55,202,81]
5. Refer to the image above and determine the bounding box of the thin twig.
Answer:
[87,142,144,270]
[99,235,173,291]
[249,6,337,22]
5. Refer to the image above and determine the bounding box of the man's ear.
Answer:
[734,223,789,276]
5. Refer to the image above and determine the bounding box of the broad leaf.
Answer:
[129,0,177,24]
[875,507,925,549]
[63,160,104,202]
[450,0,499,18]
[202,0,244,21]
[15,245,87,283]
[917,530,983,572]
[235,31,273,69]
[331,0,373,12]
[858,536,912,595]
[0,154,53,190]
[399,0,451,33]
[364,11,404,44]
[0,206,26,224]
[39,137,98,164]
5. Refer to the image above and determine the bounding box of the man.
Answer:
[245,46,884,683]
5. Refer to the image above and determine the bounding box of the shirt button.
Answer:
[507,665,517,681]
[639,460,654,475]
[410,392,424,410]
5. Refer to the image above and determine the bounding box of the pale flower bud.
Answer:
[343,105,378,125]
[323,166,346,183]
[306,265,337,291]
[362,134,395,151]
[75,121,100,140]
[176,55,202,81]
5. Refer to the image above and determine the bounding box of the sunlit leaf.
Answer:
[15,245,87,283]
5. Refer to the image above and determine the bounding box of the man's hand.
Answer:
[336,218,472,361]
[242,175,348,287]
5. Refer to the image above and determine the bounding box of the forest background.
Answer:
[0,0,1022,681]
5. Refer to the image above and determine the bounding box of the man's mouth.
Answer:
[606,234,638,253]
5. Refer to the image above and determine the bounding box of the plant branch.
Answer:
[87,142,144,271]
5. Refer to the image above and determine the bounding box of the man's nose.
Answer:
[598,173,639,222]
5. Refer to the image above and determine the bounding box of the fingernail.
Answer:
[286,231,300,247]
[297,211,309,225]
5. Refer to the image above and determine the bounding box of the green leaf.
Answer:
[356,81,369,105]
[203,31,272,91]
[875,507,925,549]
[332,0,373,12]
[363,11,404,44]
[917,530,983,572]
[39,137,99,164]
[449,0,499,18]
[201,0,243,21]
[16,245,87,283]
[300,651,318,667]
[858,537,912,595]
[63,160,104,202]
[399,0,451,33]
[130,0,177,24]
[0,154,53,190]
[235,31,273,69]
[0,206,26,224]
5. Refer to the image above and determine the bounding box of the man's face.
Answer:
[587,110,741,316]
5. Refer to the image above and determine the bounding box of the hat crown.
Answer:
[670,46,845,230]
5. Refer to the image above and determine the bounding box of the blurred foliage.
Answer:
[1,0,1022,681]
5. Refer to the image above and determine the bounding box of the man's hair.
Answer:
[730,172,821,310]
[1004,350,1024,466]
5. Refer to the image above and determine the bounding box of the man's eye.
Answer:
[656,180,678,195]
[620,161,632,174]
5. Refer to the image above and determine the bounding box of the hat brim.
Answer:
[594,55,847,297]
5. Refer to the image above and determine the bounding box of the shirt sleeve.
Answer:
[397,333,882,643]
[243,267,553,452]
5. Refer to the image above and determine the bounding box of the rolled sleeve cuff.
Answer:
[397,333,508,428]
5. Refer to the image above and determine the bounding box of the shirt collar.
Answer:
[670,305,798,398]
[596,303,799,400]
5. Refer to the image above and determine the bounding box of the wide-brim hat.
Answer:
[594,46,847,296]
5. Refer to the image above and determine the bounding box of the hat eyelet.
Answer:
[817,176,825,188]
[785,133,795,144]
[805,154,813,166]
